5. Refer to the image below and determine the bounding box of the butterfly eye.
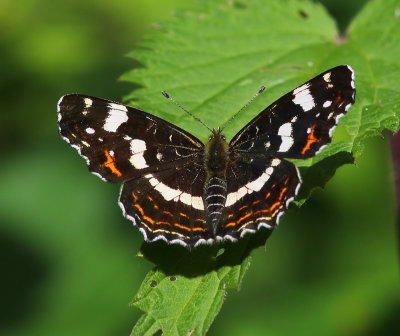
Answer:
[222,135,226,141]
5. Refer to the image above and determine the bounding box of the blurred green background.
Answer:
[0,0,398,335]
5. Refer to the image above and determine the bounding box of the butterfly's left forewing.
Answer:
[58,94,204,182]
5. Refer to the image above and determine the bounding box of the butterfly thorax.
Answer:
[204,128,229,174]
[203,129,229,233]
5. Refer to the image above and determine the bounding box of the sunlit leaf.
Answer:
[123,0,400,334]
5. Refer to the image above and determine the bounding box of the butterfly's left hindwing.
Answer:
[119,163,215,246]
[57,94,204,182]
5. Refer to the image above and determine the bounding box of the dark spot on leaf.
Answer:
[232,1,247,9]
[298,9,309,19]
[170,275,177,281]
[150,280,158,288]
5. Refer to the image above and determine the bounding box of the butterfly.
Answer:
[57,65,355,248]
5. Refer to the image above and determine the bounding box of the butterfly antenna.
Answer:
[220,86,266,132]
[162,91,213,132]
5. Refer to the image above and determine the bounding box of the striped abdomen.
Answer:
[204,176,227,234]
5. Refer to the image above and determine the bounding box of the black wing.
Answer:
[230,65,355,158]
[58,94,211,246]
[217,157,300,240]
[58,94,204,182]
[221,65,355,239]
[119,162,216,247]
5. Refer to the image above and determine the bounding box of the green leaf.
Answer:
[130,259,250,336]
[123,0,400,334]
[130,232,269,336]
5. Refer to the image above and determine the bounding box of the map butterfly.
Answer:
[58,65,355,248]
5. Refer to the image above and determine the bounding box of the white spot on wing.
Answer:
[180,193,192,206]
[225,192,237,208]
[104,105,128,132]
[225,166,274,206]
[323,72,331,83]
[85,127,95,134]
[293,83,310,95]
[148,176,158,187]
[108,102,128,112]
[245,172,269,192]
[278,122,292,136]
[156,152,163,161]
[131,139,146,152]
[278,137,294,152]
[192,196,204,210]
[277,123,294,152]
[271,159,280,166]
[323,100,332,108]
[266,166,274,175]
[292,87,315,112]
[84,97,93,107]
[145,174,204,210]
[130,154,147,169]
[155,181,181,201]
[129,139,148,169]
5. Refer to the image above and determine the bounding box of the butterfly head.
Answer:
[208,127,226,142]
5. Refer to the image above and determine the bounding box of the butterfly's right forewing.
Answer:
[230,65,355,159]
